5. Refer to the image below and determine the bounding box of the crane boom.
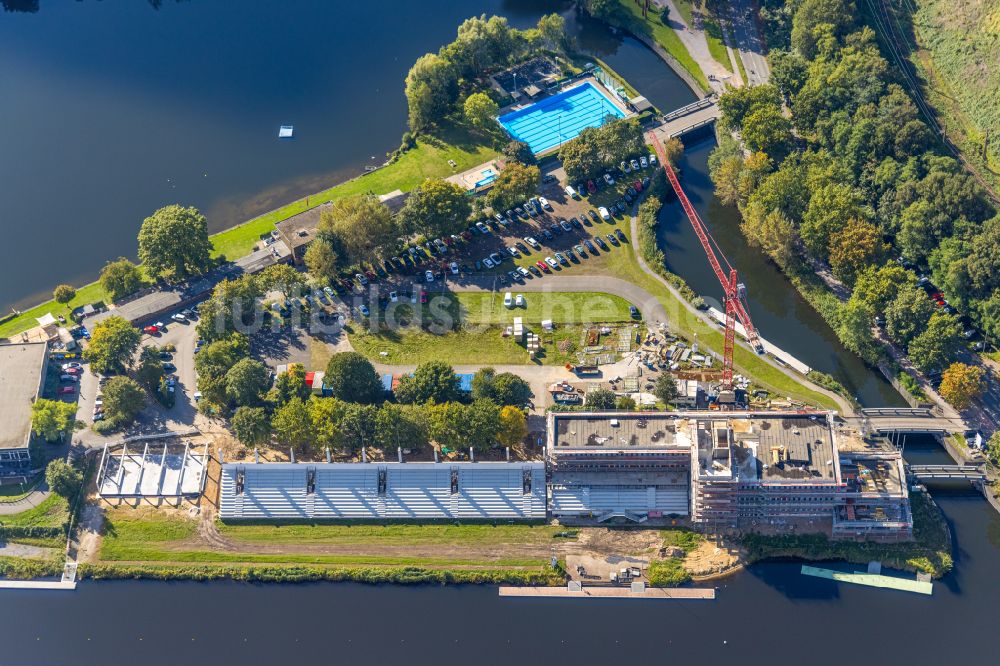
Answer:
[649,133,763,389]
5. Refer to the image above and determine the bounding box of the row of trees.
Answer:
[227,354,532,454]
[404,13,567,133]
[710,0,998,391]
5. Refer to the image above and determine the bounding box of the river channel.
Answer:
[3,5,986,664]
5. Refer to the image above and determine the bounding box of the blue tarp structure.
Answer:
[457,373,474,393]
[381,374,393,393]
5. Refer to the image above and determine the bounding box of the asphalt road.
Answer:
[725,0,770,86]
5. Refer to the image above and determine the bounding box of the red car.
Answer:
[587,180,597,194]
[143,325,159,335]
[58,386,76,395]
[536,260,551,274]
[420,291,428,304]
[461,230,473,241]
[633,179,643,192]
[65,367,82,375]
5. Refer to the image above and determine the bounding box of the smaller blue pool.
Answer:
[498,82,625,155]
[474,168,497,189]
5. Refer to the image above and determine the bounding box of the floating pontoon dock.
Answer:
[499,586,715,599]
[800,565,933,595]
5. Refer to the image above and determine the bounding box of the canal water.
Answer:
[1,4,993,663]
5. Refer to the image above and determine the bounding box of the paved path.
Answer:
[721,0,770,85]
[655,0,736,93]
[0,481,51,515]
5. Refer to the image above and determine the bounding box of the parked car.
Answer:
[61,362,82,371]
[483,257,495,269]
[588,210,600,224]
[59,374,78,383]
[545,256,559,269]
[359,305,370,317]
[540,196,552,211]
[171,313,187,322]
[649,153,657,165]
[537,260,551,273]
[58,386,76,395]
[528,265,542,277]
[389,291,398,303]
[574,244,587,257]
[163,362,177,372]
[599,207,611,221]
[621,160,630,173]
[504,292,514,308]
[143,325,159,335]
[515,294,526,307]
[559,220,572,233]
[640,156,648,168]
[606,233,620,247]
[490,252,504,265]
[507,247,520,258]
[565,186,579,200]
[542,229,554,241]
[555,252,569,267]
[595,236,610,251]
[524,236,541,249]
[586,180,597,194]
[64,366,82,375]
[630,305,640,318]
[603,173,615,186]
[566,248,578,262]
[450,261,459,275]
[615,229,627,242]
[425,270,435,282]
[517,266,530,279]
[584,239,597,253]
[570,217,582,229]
[630,158,640,171]
[542,174,557,184]
[355,273,368,286]
[475,221,489,234]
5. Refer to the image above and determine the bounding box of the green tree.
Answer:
[615,396,638,410]
[790,0,856,60]
[837,297,880,364]
[581,0,620,22]
[463,92,499,129]
[404,53,456,132]
[885,285,935,348]
[586,387,616,409]
[652,373,679,405]
[323,352,383,404]
[231,406,272,446]
[742,105,793,159]
[194,333,250,408]
[102,376,146,423]
[497,405,528,448]
[487,162,539,213]
[308,396,347,450]
[662,137,684,167]
[491,372,533,408]
[137,204,212,280]
[399,178,472,238]
[741,203,799,269]
[84,315,141,375]
[828,218,889,284]
[471,367,497,402]
[852,263,913,316]
[271,397,313,450]
[536,12,567,50]
[502,140,535,165]
[374,403,428,451]
[938,363,984,409]
[258,264,306,300]
[800,182,866,258]
[464,399,500,451]
[427,402,466,450]
[270,364,311,407]
[99,258,144,302]
[45,459,83,499]
[718,84,782,129]
[135,346,165,389]
[317,195,399,265]
[224,358,271,407]
[31,399,79,442]
[303,238,340,285]
[986,432,1000,467]
[53,284,75,304]
[908,314,963,373]
[195,275,265,343]
[395,361,461,404]
[338,403,378,452]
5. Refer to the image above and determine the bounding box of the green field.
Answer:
[905,0,1000,190]
[0,122,495,341]
[456,291,636,325]
[0,494,70,530]
[99,512,566,570]
[674,0,733,74]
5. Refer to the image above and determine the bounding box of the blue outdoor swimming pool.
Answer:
[497,81,625,154]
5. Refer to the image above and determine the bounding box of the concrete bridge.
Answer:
[848,408,966,436]
[659,98,721,139]
[909,464,986,482]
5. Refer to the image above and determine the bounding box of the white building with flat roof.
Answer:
[0,342,48,470]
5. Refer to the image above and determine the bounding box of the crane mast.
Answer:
[648,133,763,390]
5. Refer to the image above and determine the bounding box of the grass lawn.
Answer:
[674,0,732,74]
[613,0,711,92]
[1,121,495,342]
[99,512,564,569]
[0,474,43,503]
[456,291,635,325]
[0,494,70,530]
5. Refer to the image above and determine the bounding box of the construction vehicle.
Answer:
[649,132,764,391]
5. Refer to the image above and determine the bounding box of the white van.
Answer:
[565,185,579,200]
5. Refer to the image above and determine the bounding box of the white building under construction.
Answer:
[547,411,913,541]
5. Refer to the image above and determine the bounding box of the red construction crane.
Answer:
[649,132,763,390]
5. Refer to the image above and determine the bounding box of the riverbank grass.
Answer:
[739,491,953,578]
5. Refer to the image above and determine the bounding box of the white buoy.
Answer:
[279,125,294,138]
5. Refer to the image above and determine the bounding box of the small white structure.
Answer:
[278,125,294,138]
[97,441,208,498]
